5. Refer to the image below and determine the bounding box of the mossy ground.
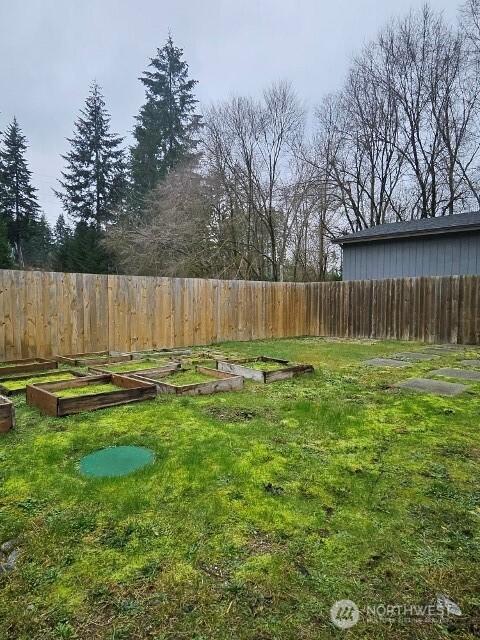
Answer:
[0,372,76,392]
[240,360,286,371]
[1,338,480,639]
[55,383,122,398]
[99,359,171,374]
[165,369,218,386]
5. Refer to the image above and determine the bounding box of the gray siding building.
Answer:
[335,212,480,281]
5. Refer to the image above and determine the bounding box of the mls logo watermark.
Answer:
[330,599,360,629]
[330,595,462,629]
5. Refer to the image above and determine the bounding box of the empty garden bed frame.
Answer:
[133,365,244,396]
[130,348,192,360]
[0,369,88,396]
[0,395,15,433]
[0,357,57,376]
[88,361,180,376]
[174,350,232,365]
[26,373,157,416]
[216,356,314,383]
[56,351,133,367]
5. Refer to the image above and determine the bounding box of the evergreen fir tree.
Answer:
[52,216,113,274]
[55,82,127,228]
[0,124,5,224]
[130,35,202,207]
[61,221,113,274]
[53,213,70,246]
[0,219,13,268]
[51,214,71,272]
[0,118,40,266]
[23,214,54,268]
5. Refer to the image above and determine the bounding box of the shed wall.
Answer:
[342,232,480,280]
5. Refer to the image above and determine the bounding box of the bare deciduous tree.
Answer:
[312,4,480,233]
[107,162,216,277]
[202,82,337,280]
[110,4,480,281]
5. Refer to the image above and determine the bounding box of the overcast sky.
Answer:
[0,0,459,224]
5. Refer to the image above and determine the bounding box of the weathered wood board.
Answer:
[134,366,244,396]
[216,356,314,383]
[56,351,133,366]
[0,395,15,433]
[0,358,58,377]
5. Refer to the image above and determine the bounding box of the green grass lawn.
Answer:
[1,338,480,639]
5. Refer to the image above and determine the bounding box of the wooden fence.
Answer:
[0,269,478,359]
[308,276,480,345]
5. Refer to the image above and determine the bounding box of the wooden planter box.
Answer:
[133,366,244,396]
[88,361,181,376]
[0,358,57,377]
[0,369,88,396]
[56,351,133,367]
[0,395,15,433]
[131,348,192,360]
[217,356,314,383]
[176,350,232,365]
[26,373,157,417]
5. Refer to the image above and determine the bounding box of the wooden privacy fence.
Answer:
[0,270,478,359]
[308,276,480,345]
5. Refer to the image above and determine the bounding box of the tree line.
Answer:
[1,2,480,281]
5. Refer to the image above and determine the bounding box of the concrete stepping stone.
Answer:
[0,539,19,575]
[423,345,467,353]
[430,368,480,382]
[423,349,465,358]
[394,378,467,396]
[460,360,480,368]
[393,352,440,362]
[364,358,410,368]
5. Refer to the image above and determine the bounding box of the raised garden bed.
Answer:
[131,348,192,360]
[0,358,57,376]
[216,356,314,383]
[133,365,243,396]
[0,369,88,396]
[56,351,133,367]
[177,350,233,365]
[88,359,180,375]
[26,373,156,417]
[0,395,15,433]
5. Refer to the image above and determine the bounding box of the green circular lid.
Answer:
[80,446,155,478]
